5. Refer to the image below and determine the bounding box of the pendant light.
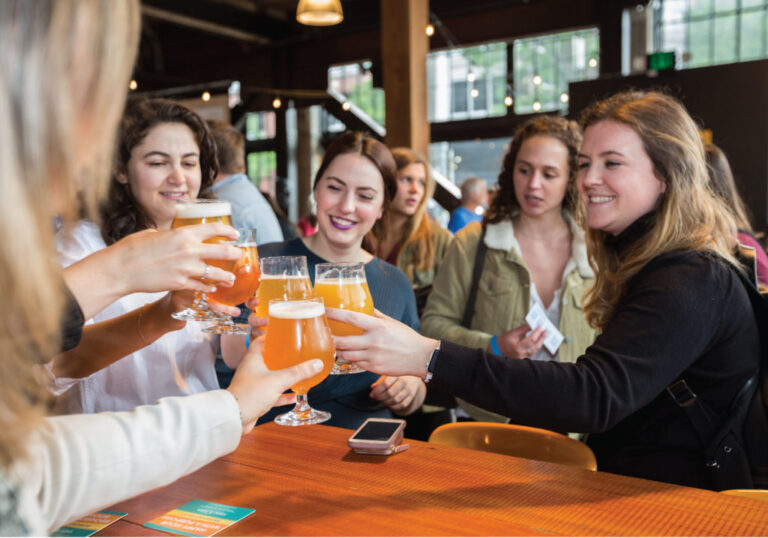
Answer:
[296,0,343,26]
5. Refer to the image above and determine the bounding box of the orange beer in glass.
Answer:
[205,229,260,335]
[314,262,373,374]
[171,200,235,321]
[262,298,335,425]
[256,256,313,318]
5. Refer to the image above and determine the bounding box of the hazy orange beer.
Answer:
[208,242,260,306]
[170,199,234,321]
[256,256,313,318]
[314,263,374,336]
[262,298,334,425]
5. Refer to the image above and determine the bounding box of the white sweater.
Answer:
[8,390,241,535]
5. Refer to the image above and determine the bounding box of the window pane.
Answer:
[687,19,711,66]
[740,11,764,60]
[247,151,276,185]
[427,43,507,122]
[713,0,737,13]
[744,0,765,8]
[713,14,738,63]
[429,138,509,188]
[327,62,385,126]
[513,28,599,114]
[664,0,689,22]
[245,112,276,141]
[690,0,713,17]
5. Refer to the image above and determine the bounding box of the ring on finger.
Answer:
[202,264,211,280]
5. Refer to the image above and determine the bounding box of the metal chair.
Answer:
[429,422,597,471]
[721,489,768,501]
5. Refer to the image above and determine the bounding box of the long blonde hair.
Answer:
[580,91,739,329]
[368,147,437,273]
[0,0,140,468]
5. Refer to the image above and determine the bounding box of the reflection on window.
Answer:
[429,138,509,187]
[651,0,768,68]
[247,151,276,186]
[245,112,276,141]
[328,61,385,126]
[428,42,507,122]
[513,28,600,114]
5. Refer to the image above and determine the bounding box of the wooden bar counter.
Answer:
[98,422,768,536]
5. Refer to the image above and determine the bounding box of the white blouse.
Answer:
[53,221,219,413]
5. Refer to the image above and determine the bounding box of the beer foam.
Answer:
[315,277,366,284]
[175,201,231,219]
[269,300,324,319]
[261,274,309,280]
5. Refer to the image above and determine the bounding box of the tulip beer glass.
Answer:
[256,256,313,319]
[171,200,234,321]
[262,298,335,425]
[204,229,260,335]
[314,262,373,374]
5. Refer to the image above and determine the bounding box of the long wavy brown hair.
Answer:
[100,98,219,245]
[0,0,140,469]
[580,90,739,329]
[367,148,437,272]
[485,115,583,225]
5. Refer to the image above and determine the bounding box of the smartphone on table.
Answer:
[347,418,408,455]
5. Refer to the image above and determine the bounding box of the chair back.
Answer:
[721,489,768,501]
[429,422,597,471]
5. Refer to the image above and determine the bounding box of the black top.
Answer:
[60,284,85,352]
[433,219,760,489]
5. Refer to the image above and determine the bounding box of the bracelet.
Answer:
[245,332,250,349]
[137,305,150,346]
[490,335,502,356]
[229,392,245,426]
[423,341,441,383]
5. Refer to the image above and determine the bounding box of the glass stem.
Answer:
[294,392,310,418]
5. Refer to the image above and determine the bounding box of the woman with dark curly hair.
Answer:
[53,98,239,414]
[420,115,597,422]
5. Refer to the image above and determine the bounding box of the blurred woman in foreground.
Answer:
[329,91,759,490]
[0,1,317,533]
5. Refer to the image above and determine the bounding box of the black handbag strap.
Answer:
[461,225,487,329]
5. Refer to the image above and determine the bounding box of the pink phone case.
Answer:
[347,418,406,455]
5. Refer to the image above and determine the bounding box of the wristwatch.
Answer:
[423,341,441,383]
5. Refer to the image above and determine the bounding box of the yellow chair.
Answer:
[721,489,768,501]
[428,422,597,471]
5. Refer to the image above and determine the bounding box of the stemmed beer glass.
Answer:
[255,256,313,318]
[262,297,335,425]
[203,229,260,335]
[314,262,374,374]
[171,200,234,321]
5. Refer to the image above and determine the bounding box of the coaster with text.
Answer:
[143,500,254,536]
[51,510,128,537]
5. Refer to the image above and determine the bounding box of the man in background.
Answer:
[448,176,488,234]
[207,120,283,245]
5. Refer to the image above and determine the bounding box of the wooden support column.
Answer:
[380,0,430,158]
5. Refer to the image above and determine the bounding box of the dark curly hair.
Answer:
[100,98,219,245]
[485,115,582,225]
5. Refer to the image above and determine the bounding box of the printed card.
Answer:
[525,303,565,355]
[51,510,128,537]
[143,500,254,536]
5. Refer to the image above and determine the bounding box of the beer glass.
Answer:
[204,229,260,335]
[256,256,313,318]
[262,297,335,426]
[171,199,234,321]
[314,262,373,374]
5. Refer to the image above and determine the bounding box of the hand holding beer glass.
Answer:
[314,262,374,374]
[262,297,335,425]
[204,228,260,335]
[256,256,313,318]
[171,199,235,321]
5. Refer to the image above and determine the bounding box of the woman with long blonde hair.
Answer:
[367,148,452,295]
[328,90,760,490]
[0,1,317,533]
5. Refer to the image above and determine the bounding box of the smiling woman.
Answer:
[254,132,426,430]
[52,98,230,414]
